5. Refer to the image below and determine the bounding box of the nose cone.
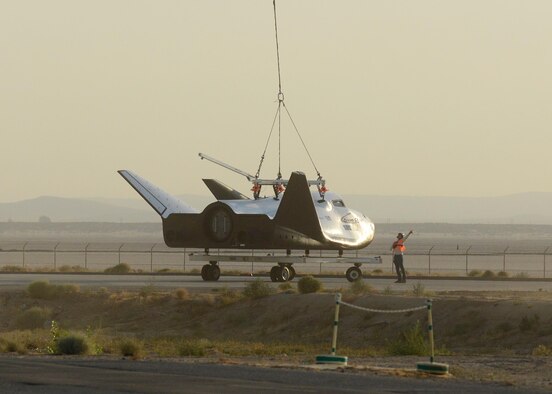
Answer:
[364,217,376,245]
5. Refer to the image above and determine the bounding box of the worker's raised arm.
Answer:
[403,230,414,242]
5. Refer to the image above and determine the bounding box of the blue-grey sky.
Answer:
[1,0,551,202]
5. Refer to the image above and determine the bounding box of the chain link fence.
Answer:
[0,241,550,277]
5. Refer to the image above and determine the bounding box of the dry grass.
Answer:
[348,280,374,295]
[2,289,552,359]
[0,329,51,354]
[58,265,88,273]
[15,307,52,330]
[0,265,27,272]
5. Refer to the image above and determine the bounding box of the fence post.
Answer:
[150,243,157,273]
[183,248,186,272]
[503,246,509,272]
[22,241,28,268]
[84,243,90,269]
[465,246,472,275]
[544,247,549,279]
[118,243,124,265]
[53,242,60,270]
[428,246,434,275]
[331,293,342,355]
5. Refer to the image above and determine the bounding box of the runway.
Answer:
[1,273,551,292]
[0,356,543,394]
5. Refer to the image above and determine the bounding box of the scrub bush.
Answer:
[119,338,144,359]
[243,279,275,299]
[27,281,79,299]
[104,263,131,274]
[175,288,190,301]
[297,276,322,294]
[386,321,428,356]
[532,345,552,356]
[56,335,89,355]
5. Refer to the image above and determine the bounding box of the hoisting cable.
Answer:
[273,0,283,100]
[282,101,321,179]
[255,105,281,179]
[255,0,322,182]
[273,0,284,179]
[277,100,282,179]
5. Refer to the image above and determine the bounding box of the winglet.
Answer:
[274,172,324,241]
[118,170,198,218]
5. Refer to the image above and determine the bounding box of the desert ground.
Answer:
[1,280,552,391]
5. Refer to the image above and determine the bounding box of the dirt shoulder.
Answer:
[1,287,552,390]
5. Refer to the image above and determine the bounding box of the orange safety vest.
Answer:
[392,239,406,253]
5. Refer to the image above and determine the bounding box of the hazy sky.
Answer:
[2,0,551,203]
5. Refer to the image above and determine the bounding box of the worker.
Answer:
[391,230,413,283]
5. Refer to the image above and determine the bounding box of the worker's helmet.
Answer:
[397,232,404,238]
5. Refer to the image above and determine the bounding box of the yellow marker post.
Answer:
[416,299,449,375]
[315,293,348,366]
[331,292,341,355]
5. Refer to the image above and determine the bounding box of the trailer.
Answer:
[189,252,382,282]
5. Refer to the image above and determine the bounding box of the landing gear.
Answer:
[345,266,362,282]
[270,264,292,282]
[201,262,221,281]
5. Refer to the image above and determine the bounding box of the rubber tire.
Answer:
[210,265,221,281]
[201,264,212,281]
[270,266,280,282]
[288,266,296,281]
[346,266,362,282]
[279,266,290,282]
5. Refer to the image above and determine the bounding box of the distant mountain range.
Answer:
[0,192,551,224]
[345,192,552,224]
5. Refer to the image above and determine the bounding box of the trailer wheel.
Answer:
[345,266,362,282]
[201,264,211,281]
[201,263,220,281]
[270,265,290,282]
[279,266,290,282]
[270,266,280,282]
[210,264,221,281]
[288,266,296,281]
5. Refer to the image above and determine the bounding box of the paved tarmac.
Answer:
[0,356,545,394]
[0,273,551,292]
